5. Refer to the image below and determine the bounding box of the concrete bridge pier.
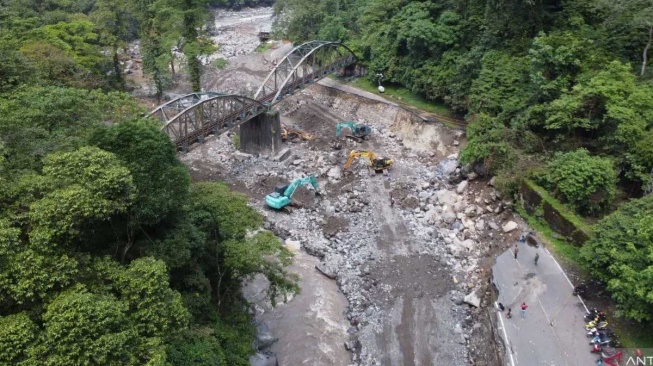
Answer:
[239,110,282,154]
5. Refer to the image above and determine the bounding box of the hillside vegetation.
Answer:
[0,0,297,364]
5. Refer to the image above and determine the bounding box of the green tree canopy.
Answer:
[580,196,653,321]
[534,149,617,215]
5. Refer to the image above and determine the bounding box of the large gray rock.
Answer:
[327,166,342,180]
[461,239,475,250]
[456,180,469,194]
[315,254,341,279]
[273,148,291,162]
[438,159,459,176]
[256,328,278,349]
[250,353,278,366]
[464,290,481,308]
[442,207,456,224]
[437,189,457,206]
[418,191,432,200]
[502,221,519,233]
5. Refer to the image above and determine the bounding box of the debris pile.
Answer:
[181,86,523,365]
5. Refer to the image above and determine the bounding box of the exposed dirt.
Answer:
[321,216,350,238]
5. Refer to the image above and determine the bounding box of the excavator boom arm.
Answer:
[336,121,357,137]
[283,176,319,198]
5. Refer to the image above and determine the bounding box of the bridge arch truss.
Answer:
[147,92,268,149]
[254,41,357,104]
[147,41,357,149]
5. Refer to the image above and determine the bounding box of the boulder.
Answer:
[488,221,500,231]
[256,328,277,349]
[284,239,301,252]
[437,189,458,206]
[438,159,459,176]
[461,239,475,250]
[418,191,431,200]
[250,353,278,366]
[273,148,291,162]
[327,166,342,180]
[456,180,469,194]
[442,207,456,224]
[502,221,518,233]
[464,206,476,217]
[464,290,481,308]
[316,254,342,279]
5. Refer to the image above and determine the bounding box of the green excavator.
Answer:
[336,121,372,142]
[265,176,320,210]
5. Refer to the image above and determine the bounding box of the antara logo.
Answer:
[626,356,653,365]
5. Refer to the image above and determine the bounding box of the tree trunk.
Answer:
[189,55,201,92]
[170,52,176,76]
[642,26,653,77]
[112,49,124,88]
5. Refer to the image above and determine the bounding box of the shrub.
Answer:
[212,58,229,69]
[460,113,517,174]
[535,149,616,215]
[580,195,653,321]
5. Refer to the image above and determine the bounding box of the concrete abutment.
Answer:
[239,110,282,154]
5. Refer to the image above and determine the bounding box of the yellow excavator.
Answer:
[343,150,393,175]
[281,124,315,141]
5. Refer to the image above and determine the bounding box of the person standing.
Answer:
[514,245,519,260]
[534,252,540,266]
[520,302,528,319]
[506,308,512,318]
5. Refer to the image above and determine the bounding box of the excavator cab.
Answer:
[372,158,393,172]
[274,185,289,195]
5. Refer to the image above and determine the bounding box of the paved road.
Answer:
[492,240,598,366]
[317,78,400,105]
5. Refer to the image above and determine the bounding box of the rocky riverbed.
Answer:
[132,6,526,365]
[180,82,523,366]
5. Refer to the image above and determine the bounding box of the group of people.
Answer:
[501,233,539,320]
[498,302,529,319]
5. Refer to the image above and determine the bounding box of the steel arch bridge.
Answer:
[147,41,357,149]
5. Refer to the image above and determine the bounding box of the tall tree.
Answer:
[596,0,653,76]
[175,0,214,91]
[130,0,174,100]
[92,0,133,88]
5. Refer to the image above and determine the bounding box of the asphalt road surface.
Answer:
[493,240,599,366]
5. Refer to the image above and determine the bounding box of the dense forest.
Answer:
[0,0,297,364]
[273,0,653,320]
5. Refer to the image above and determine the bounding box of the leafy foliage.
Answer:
[0,312,38,365]
[580,196,653,321]
[460,113,517,174]
[534,149,617,215]
[32,287,139,365]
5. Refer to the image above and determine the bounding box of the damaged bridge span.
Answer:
[146,41,357,151]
